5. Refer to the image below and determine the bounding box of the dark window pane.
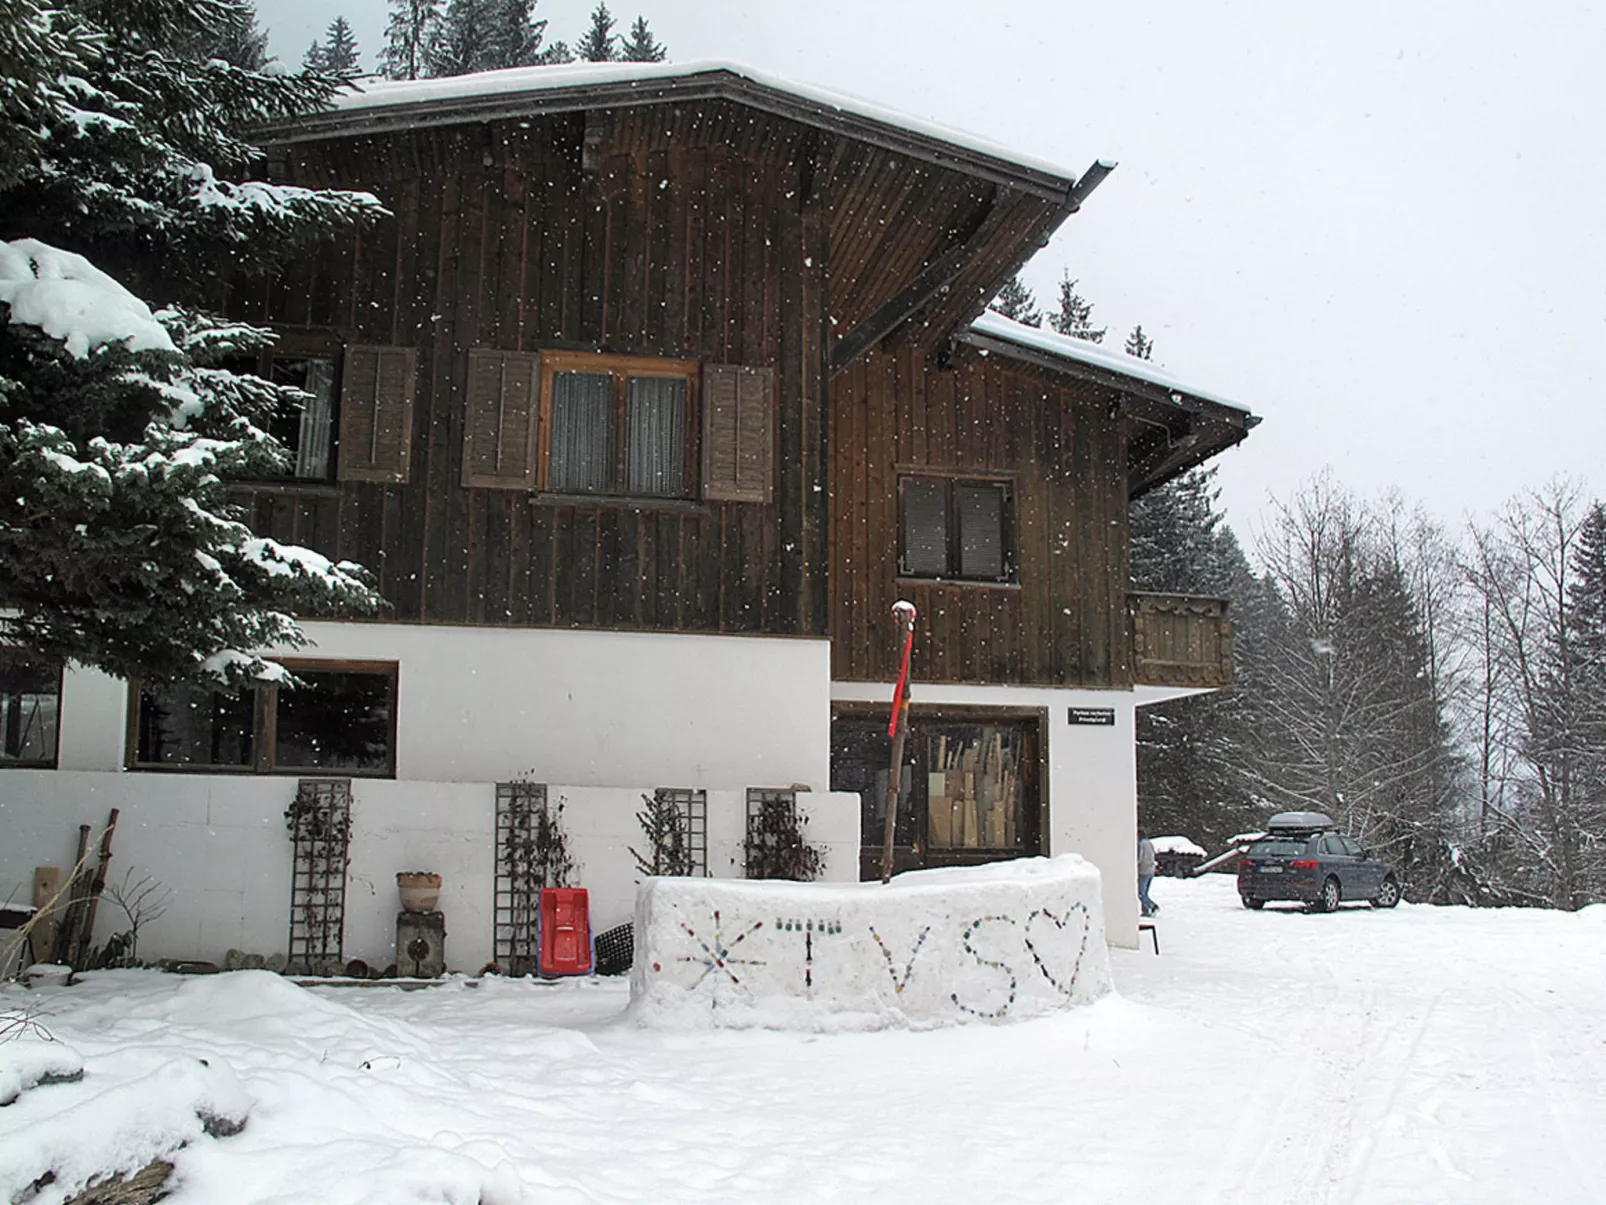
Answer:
[831,718,914,850]
[137,685,254,767]
[625,376,687,496]
[275,671,394,773]
[270,356,337,480]
[0,659,60,766]
[549,370,613,493]
[902,480,948,576]
[956,483,1006,579]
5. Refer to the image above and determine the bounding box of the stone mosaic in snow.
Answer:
[629,855,1110,1031]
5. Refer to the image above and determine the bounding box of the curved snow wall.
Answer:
[629,855,1112,1031]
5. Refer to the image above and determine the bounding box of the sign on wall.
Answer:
[1067,707,1116,726]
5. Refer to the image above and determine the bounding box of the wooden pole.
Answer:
[881,601,917,884]
[74,808,120,968]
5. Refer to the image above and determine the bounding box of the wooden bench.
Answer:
[1138,919,1159,954]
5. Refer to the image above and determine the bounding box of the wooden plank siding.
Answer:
[229,106,833,638]
[829,347,1134,689]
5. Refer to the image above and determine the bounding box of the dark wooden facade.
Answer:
[830,346,1135,689]
[241,88,1072,642]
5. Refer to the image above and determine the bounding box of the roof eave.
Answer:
[258,69,1077,204]
[951,328,1258,430]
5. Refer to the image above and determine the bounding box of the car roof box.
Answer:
[1266,811,1334,832]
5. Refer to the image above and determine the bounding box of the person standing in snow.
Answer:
[1138,830,1159,917]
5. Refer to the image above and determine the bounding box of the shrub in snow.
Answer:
[631,855,1111,1031]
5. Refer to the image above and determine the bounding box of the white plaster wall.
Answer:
[0,771,298,960]
[831,680,1142,948]
[1,772,862,971]
[296,622,833,790]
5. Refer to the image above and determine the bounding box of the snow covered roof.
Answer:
[265,61,1087,203]
[1151,835,1207,857]
[966,311,1255,419]
[960,312,1260,496]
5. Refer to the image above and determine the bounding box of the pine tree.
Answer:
[321,17,362,76]
[619,15,667,62]
[989,275,1041,327]
[0,0,385,686]
[484,0,549,70]
[381,0,443,81]
[193,2,273,71]
[1125,324,1153,360]
[578,2,618,61]
[429,0,555,75]
[1047,271,1105,343]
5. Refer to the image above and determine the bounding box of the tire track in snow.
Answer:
[1194,971,1370,1205]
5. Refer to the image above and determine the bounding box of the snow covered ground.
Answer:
[4,873,1605,1204]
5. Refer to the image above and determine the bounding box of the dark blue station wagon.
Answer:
[1237,812,1401,912]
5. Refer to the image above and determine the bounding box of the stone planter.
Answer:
[396,872,442,914]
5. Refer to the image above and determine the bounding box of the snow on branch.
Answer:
[0,239,175,359]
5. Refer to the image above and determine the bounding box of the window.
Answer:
[832,712,1041,878]
[0,656,62,768]
[900,476,1013,582]
[541,352,699,499]
[230,340,417,485]
[130,662,397,776]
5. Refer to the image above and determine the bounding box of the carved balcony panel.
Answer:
[1129,593,1234,690]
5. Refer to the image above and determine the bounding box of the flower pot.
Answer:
[396,871,442,913]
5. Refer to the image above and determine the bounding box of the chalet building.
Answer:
[0,62,1256,971]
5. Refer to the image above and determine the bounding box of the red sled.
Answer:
[539,887,594,976]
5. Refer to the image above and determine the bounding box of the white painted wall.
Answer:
[831,680,1142,948]
[0,770,860,971]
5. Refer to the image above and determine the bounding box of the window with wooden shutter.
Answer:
[463,348,541,490]
[337,345,417,484]
[899,475,1014,583]
[701,363,774,503]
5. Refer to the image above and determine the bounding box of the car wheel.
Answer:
[1371,876,1401,909]
[1318,877,1341,913]
[1241,895,1265,910]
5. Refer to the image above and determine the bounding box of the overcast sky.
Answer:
[257,0,1606,539]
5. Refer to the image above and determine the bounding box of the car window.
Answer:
[1319,836,1344,856]
[1249,839,1308,857]
[1340,836,1364,857]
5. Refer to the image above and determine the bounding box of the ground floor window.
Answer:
[130,661,397,776]
[0,655,62,768]
[832,709,1042,879]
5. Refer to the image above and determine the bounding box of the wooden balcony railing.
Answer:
[1129,593,1234,689]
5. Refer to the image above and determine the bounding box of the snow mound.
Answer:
[0,1044,248,1205]
[0,1031,84,1106]
[630,855,1111,1031]
[0,238,175,359]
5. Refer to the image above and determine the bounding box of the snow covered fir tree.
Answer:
[0,0,385,685]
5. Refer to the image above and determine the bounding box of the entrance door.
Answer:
[832,711,1042,879]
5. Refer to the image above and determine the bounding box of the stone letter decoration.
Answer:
[628,855,1111,1031]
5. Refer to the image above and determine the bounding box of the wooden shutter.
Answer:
[462,348,541,490]
[337,345,417,484]
[701,363,774,503]
[956,482,1007,579]
[902,478,949,576]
